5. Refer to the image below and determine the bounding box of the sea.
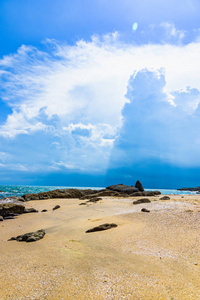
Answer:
[0,184,197,202]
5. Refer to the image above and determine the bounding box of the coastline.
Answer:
[1,194,200,299]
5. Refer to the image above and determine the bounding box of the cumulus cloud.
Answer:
[107,69,200,187]
[1,32,200,175]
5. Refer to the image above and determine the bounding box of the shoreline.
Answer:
[1,194,200,299]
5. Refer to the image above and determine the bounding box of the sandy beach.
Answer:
[1,194,200,300]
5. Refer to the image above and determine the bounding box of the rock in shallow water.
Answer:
[8,229,45,242]
[86,223,117,233]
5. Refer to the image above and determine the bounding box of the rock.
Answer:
[3,216,15,220]
[8,229,45,242]
[141,208,150,212]
[130,191,144,196]
[133,198,151,205]
[22,189,85,201]
[86,223,118,233]
[130,191,161,197]
[106,184,139,194]
[94,190,120,197]
[0,203,25,217]
[0,216,3,221]
[87,197,101,203]
[135,180,144,192]
[41,209,48,212]
[0,190,4,192]
[23,208,39,213]
[178,186,200,192]
[79,202,87,205]
[53,205,60,211]
[160,196,170,200]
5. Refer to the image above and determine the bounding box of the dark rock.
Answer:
[87,197,101,203]
[135,180,144,192]
[160,196,170,200]
[8,229,45,242]
[0,190,4,192]
[130,191,144,196]
[116,193,130,197]
[4,213,19,217]
[86,223,117,233]
[23,208,39,213]
[0,203,25,217]
[41,209,48,212]
[0,216,3,221]
[106,184,139,194]
[80,190,121,200]
[141,208,150,212]
[133,198,151,205]
[22,189,85,201]
[178,186,200,192]
[53,205,60,211]
[3,216,15,220]
[130,191,161,197]
[94,190,120,197]
[79,202,87,205]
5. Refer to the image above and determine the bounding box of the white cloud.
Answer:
[160,22,186,42]
[1,32,200,173]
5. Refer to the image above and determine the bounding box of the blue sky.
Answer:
[0,0,200,188]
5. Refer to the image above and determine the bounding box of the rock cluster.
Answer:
[22,189,85,201]
[106,182,160,197]
[17,180,161,202]
[178,186,200,192]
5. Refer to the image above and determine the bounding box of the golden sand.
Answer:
[0,195,200,299]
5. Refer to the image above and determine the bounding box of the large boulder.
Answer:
[0,203,25,217]
[106,184,139,194]
[135,180,144,192]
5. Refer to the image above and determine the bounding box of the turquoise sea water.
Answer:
[0,185,197,200]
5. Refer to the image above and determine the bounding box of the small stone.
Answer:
[41,209,48,212]
[141,208,150,213]
[194,262,198,265]
[53,205,60,211]
[86,223,117,233]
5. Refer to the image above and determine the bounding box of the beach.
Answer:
[1,194,200,299]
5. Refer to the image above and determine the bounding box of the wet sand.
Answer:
[0,195,200,299]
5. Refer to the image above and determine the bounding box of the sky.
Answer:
[0,0,200,188]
